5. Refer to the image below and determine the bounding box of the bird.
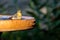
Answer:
[10,10,22,19]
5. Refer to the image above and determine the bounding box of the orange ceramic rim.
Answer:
[0,15,35,32]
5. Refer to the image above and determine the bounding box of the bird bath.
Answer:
[0,15,35,32]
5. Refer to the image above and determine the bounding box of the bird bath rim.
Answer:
[0,15,35,32]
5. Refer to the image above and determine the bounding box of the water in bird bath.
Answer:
[0,15,34,20]
[0,16,11,20]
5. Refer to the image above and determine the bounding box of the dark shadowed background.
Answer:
[0,0,31,15]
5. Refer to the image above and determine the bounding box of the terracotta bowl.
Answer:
[0,15,35,32]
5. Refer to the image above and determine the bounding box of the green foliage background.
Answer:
[0,0,60,40]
